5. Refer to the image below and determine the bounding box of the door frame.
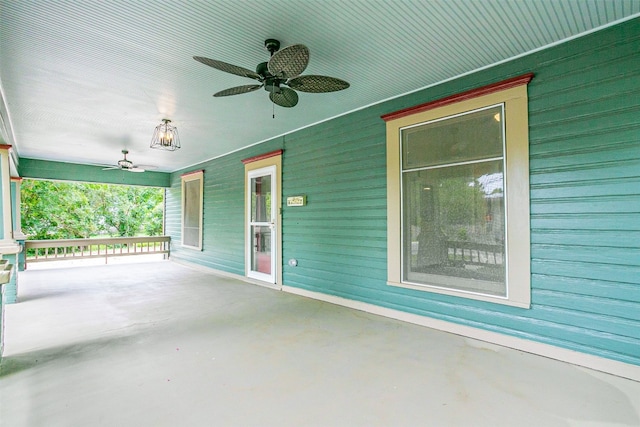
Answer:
[246,165,276,283]
[242,150,282,289]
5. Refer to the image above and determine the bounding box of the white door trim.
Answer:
[246,164,278,285]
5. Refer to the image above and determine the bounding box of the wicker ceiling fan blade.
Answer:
[214,84,263,97]
[269,87,299,108]
[267,44,309,80]
[193,56,262,81]
[287,75,350,93]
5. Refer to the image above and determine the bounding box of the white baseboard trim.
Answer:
[169,258,640,382]
[282,285,640,382]
[171,258,282,290]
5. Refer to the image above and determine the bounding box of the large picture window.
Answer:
[403,105,506,296]
[384,75,532,307]
[181,170,203,250]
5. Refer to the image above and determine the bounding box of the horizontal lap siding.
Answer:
[164,186,181,247]
[282,111,389,300]
[522,21,640,363]
[18,158,170,187]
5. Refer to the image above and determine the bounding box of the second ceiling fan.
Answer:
[102,150,153,173]
[194,39,349,108]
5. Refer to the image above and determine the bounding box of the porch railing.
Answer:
[447,240,503,265]
[24,236,170,268]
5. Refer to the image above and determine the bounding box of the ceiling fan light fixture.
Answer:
[150,119,181,151]
[118,158,134,169]
[264,78,281,94]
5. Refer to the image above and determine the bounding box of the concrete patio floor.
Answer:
[1,261,639,427]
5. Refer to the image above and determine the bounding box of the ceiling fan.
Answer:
[194,39,349,108]
[102,150,147,173]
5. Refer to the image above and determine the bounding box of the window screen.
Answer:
[181,171,203,250]
[401,105,506,296]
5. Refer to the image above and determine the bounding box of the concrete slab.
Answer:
[1,261,639,426]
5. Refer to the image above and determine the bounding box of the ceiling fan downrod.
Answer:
[264,39,280,56]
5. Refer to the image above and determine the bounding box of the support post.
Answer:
[0,145,21,359]
[0,145,22,304]
[12,177,26,271]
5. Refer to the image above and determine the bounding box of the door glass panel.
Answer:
[251,175,272,223]
[248,169,275,281]
[251,225,272,274]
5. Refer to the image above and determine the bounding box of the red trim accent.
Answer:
[381,73,534,122]
[0,144,12,150]
[11,177,23,182]
[241,149,283,164]
[181,169,204,178]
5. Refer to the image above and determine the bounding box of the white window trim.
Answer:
[384,78,532,308]
[181,170,204,251]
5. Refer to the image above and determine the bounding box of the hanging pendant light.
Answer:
[150,119,181,151]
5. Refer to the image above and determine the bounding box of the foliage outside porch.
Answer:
[21,180,164,240]
[20,179,168,268]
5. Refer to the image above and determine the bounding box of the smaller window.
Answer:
[181,170,203,250]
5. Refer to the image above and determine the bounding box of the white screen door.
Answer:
[247,166,276,283]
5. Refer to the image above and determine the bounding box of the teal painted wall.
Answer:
[19,158,170,187]
[282,110,388,299]
[167,18,640,366]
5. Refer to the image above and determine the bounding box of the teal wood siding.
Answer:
[165,18,640,367]
[282,111,388,299]
[19,158,170,187]
[524,20,640,363]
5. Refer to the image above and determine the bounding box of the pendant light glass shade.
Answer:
[150,119,180,151]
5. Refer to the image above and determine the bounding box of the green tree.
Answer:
[93,184,163,237]
[21,180,164,239]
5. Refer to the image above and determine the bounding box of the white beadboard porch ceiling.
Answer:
[1,1,639,173]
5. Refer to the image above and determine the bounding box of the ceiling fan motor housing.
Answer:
[118,149,134,169]
[118,159,134,169]
[256,61,284,93]
[256,62,269,77]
